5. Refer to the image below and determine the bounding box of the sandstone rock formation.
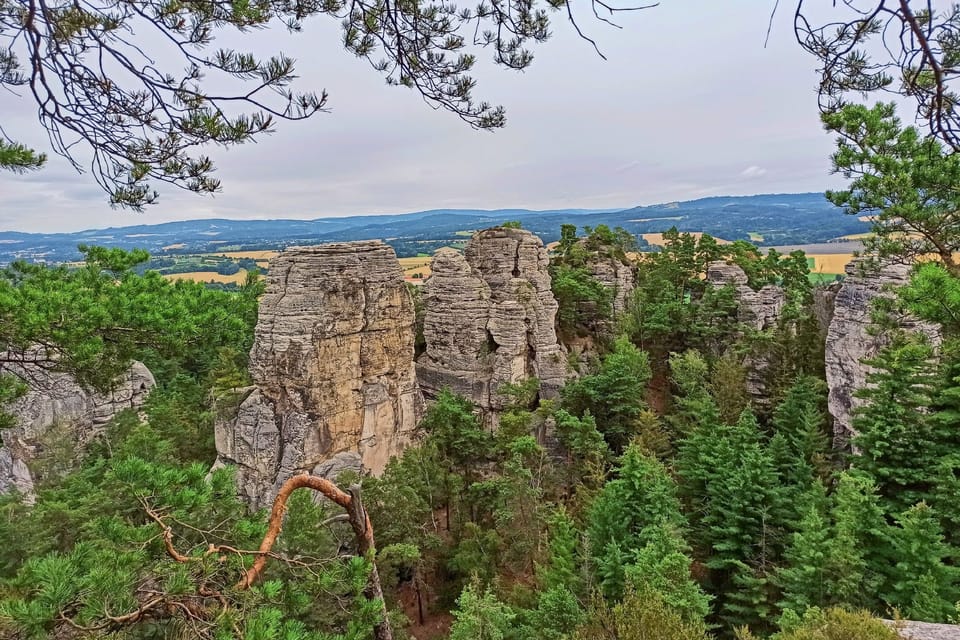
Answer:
[825,258,941,449]
[707,262,786,331]
[0,353,155,502]
[585,249,636,315]
[215,242,421,508]
[706,262,787,404]
[417,228,567,424]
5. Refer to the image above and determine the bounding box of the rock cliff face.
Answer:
[417,228,566,423]
[0,354,155,502]
[706,262,787,403]
[586,251,636,315]
[215,242,421,508]
[825,259,941,449]
[706,262,786,331]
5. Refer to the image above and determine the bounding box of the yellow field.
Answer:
[162,243,186,251]
[808,254,854,274]
[399,256,432,280]
[216,250,280,260]
[642,232,731,246]
[163,269,254,285]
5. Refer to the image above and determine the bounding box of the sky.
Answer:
[0,1,850,233]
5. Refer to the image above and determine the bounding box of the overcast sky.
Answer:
[0,1,849,233]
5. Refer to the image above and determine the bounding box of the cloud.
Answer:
[740,165,768,179]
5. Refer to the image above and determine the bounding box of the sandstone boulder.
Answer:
[825,258,941,449]
[0,353,155,502]
[417,228,566,424]
[215,242,421,508]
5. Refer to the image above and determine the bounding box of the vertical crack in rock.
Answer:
[215,241,422,509]
[417,227,566,427]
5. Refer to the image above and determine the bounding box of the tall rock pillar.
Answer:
[215,241,421,508]
[417,227,567,424]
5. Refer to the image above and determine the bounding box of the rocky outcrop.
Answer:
[586,251,636,315]
[215,242,421,508]
[825,259,941,449]
[417,228,567,424]
[707,262,786,331]
[706,262,787,404]
[0,353,155,502]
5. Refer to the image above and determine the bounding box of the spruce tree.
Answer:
[587,445,695,603]
[885,503,960,622]
[852,339,939,515]
[826,472,888,611]
[679,409,783,633]
[777,491,831,617]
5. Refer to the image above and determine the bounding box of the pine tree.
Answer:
[587,445,689,601]
[449,580,516,640]
[852,339,940,515]
[777,492,831,617]
[561,336,652,453]
[885,503,960,622]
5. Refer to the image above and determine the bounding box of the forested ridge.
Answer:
[1,161,959,639]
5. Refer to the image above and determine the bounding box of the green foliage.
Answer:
[419,388,495,482]
[449,579,516,640]
[551,264,614,337]
[742,607,900,640]
[561,336,651,452]
[770,376,831,500]
[824,103,960,276]
[0,246,260,390]
[587,445,707,621]
[899,263,960,335]
[851,337,947,515]
[777,498,832,618]
[678,408,783,632]
[885,503,960,622]
[573,587,710,640]
[537,508,582,594]
[0,139,46,173]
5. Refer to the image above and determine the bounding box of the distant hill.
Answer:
[0,193,869,263]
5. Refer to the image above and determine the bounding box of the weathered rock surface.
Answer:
[0,353,155,502]
[825,258,941,449]
[215,242,421,508]
[417,228,567,424]
[885,620,960,640]
[707,262,786,331]
[706,262,787,405]
[586,250,636,315]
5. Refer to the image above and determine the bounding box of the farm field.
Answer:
[807,253,854,275]
[398,256,432,280]
[163,269,252,285]
[642,232,731,246]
